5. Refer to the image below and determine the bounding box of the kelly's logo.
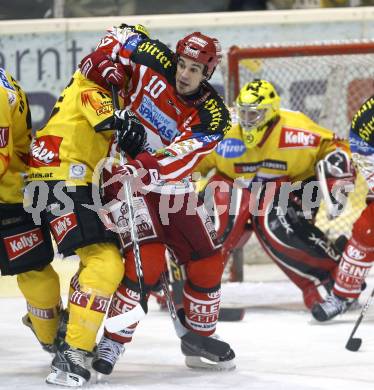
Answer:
[50,213,77,244]
[4,228,44,261]
[279,127,321,148]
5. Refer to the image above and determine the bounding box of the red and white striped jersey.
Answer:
[114,37,231,182]
[89,28,230,181]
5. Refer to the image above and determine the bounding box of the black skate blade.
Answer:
[345,337,362,352]
[219,308,245,322]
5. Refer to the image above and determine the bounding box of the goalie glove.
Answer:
[316,149,355,219]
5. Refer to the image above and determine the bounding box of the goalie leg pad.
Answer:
[253,191,341,308]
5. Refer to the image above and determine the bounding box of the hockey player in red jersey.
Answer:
[77,28,234,377]
[312,95,374,321]
[195,79,356,312]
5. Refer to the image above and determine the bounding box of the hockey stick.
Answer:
[160,272,187,338]
[105,185,234,362]
[105,86,148,332]
[105,86,234,366]
[345,287,374,352]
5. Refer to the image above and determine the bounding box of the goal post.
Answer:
[223,40,373,265]
[226,41,374,136]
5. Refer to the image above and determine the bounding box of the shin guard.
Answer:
[333,242,373,299]
[183,282,221,336]
[17,264,61,345]
[104,282,145,344]
[333,204,374,300]
[67,288,111,351]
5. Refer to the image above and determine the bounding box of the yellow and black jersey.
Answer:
[0,68,32,203]
[196,108,349,185]
[28,71,116,185]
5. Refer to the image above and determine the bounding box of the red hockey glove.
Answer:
[101,152,160,203]
[80,50,125,88]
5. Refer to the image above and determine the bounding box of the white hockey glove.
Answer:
[316,149,355,219]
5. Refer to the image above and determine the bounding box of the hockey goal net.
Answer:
[223,41,373,267]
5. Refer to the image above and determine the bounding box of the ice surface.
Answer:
[1,264,374,390]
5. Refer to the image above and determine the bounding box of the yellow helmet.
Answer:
[236,79,280,148]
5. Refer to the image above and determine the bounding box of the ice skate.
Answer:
[311,293,350,322]
[46,341,90,387]
[181,333,236,371]
[91,335,125,375]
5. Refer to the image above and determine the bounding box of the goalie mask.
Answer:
[236,80,280,149]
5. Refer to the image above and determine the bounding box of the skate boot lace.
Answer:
[97,336,124,365]
[64,348,86,368]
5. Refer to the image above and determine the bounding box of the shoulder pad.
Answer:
[132,39,175,80]
[350,95,374,147]
[198,95,231,134]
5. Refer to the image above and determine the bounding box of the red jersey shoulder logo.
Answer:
[0,127,9,148]
[29,135,63,167]
[279,127,321,149]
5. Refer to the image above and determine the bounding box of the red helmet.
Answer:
[176,32,222,79]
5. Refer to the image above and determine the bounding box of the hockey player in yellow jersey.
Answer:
[0,68,62,352]
[195,79,355,311]
[26,25,148,387]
